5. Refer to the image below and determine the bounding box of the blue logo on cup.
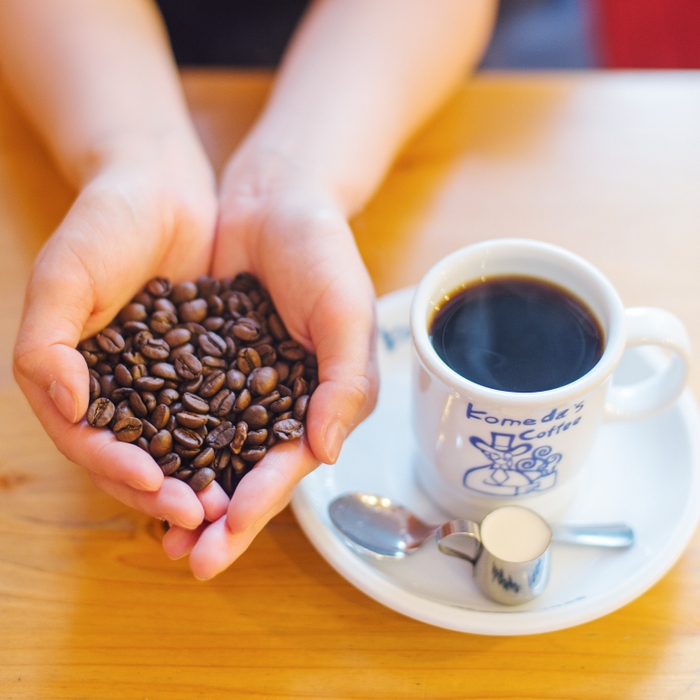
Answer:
[464,432,561,496]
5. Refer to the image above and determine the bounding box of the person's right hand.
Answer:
[13,141,226,528]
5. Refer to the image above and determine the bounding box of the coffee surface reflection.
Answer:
[429,276,604,392]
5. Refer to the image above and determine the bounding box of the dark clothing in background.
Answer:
[155,0,310,67]
[155,0,700,70]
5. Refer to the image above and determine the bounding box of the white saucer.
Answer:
[290,287,700,635]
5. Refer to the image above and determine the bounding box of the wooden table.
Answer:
[1,70,699,699]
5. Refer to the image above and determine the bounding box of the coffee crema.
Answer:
[429,275,604,392]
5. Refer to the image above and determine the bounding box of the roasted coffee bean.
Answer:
[241,447,266,462]
[253,390,280,408]
[179,298,208,323]
[169,342,196,361]
[157,388,180,406]
[273,418,304,441]
[173,427,204,449]
[293,395,310,420]
[150,362,178,380]
[114,363,133,387]
[270,395,293,414]
[193,447,215,468]
[140,338,170,361]
[215,449,231,473]
[174,445,200,460]
[129,391,148,417]
[199,369,226,398]
[164,327,191,347]
[114,401,134,423]
[206,421,235,448]
[210,388,235,416]
[234,388,252,412]
[245,429,268,446]
[118,303,148,324]
[170,280,198,305]
[189,467,216,492]
[226,368,246,391]
[248,366,279,396]
[96,328,125,354]
[256,344,277,366]
[199,331,226,357]
[274,361,290,383]
[81,273,317,497]
[278,339,305,361]
[89,374,101,402]
[151,403,171,430]
[182,392,210,414]
[123,320,150,335]
[147,277,173,298]
[141,419,158,441]
[176,411,209,429]
[158,452,181,476]
[201,356,227,369]
[233,317,261,342]
[134,376,165,392]
[153,297,177,315]
[150,430,173,458]
[181,375,204,394]
[203,316,225,332]
[230,421,247,454]
[114,416,143,442]
[292,376,309,400]
[86,398,115,428]
[237,347,261,374]
[241,405,269,430]
[142,392,157,413]
[175,353,202,380]
[149,310,178,335]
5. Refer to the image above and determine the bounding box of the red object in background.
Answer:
[595,0,700,68]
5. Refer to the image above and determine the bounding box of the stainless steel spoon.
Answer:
[329,492,634,560]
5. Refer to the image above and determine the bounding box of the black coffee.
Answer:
[429,276,604,392]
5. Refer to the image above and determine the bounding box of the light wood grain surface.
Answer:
[1,69,700,700]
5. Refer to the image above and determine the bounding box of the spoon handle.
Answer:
[551,523,634,548]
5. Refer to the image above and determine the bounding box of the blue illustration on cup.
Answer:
[463,432,561,496]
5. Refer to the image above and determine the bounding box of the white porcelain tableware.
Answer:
[410,239,690,520]
[290,287,700,635]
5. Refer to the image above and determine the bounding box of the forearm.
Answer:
[244,0,497,216]
[0,0,200,187]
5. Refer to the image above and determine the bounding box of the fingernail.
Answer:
[323,420,346,464]
[48,381,78,422]
[126,478,150,490]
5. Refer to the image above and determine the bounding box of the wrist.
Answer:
[75,123,214,193]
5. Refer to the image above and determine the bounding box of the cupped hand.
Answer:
[162,146,379,577]
[13,144,219,528]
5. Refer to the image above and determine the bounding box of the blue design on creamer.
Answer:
[464,432,561,496]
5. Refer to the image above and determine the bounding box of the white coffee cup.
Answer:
[410,239,690,521]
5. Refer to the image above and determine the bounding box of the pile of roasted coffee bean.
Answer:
[79,273,317,496]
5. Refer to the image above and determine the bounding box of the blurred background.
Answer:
[155,0,700,70]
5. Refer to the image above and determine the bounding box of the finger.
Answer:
[17,375,164,491]
[196,479,230,522]
[14,243,95,423]
[188,439,317,579]
[305,266,378,464]
[162,523,206,560]
[89,472,205,529]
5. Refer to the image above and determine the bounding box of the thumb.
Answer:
[304,273,378,464]
[14,246,96,423]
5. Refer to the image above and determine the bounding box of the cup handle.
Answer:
[435,519,482,564]
[604,307,690,421]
